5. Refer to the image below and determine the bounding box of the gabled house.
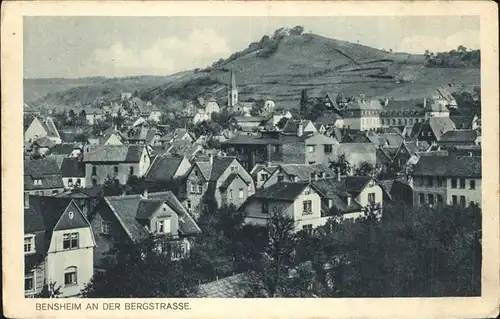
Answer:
[242,182,328,232]
[24,196,96,297]
[177,156,255,218]
[91,191,201,269]
[391,140,430,170]
[312,175,384,220]
[82,145,151,186]
[282,120,317,135]
[261,163,336,189]
[55,185,104,220]
[314,111,344,129]
[24,158,65,199]
[60,158,86,189]
[24,117,62,144]
[166,140,204,159]
[144,155,192,190]
[410,117,456,144]
[250,163,280,189]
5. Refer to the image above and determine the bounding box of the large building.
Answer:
[411,155,481,208]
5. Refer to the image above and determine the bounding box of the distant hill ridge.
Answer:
[26,27,480,111]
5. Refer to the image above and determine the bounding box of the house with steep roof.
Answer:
[261,163,335,189]
[82,145,151,186]
[450,114,480,130]
[176,156,255,218]
[242,182,328,232]
[24,117,62,144]
[55,185,104,220]
[92,191,201,269]
[390,140,430,170]
[282,120,317,135]
[24,196,95,297]
[314,111,344,129]
[411,155,481,208]
[250,163,280,189]
[60,158,86,189]
[144,155,192,190]
[410,117,456,144]
[24,158,65,200]
[310,175,384,220]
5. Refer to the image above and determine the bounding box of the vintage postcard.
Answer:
[2,1,499,318]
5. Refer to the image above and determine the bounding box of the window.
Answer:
[419,193,425,204]
[436,177,443,187]
[229,189,233,199]
[101,221,111,235]
[157,220,170,234]
[197,184,203,193]
[452,195,458,205]
[52,190,59,195]
[368,193,376,204]
[460,196,466,208]
[404,119,408,125]
[24,236,35,254]
[261,173,269,181]
[25,271,35,292]
[470,179,476,190]
[307,145,315,153]
[238,188,244,199]
[76,179,81,187]
[277,174,284,182]
[114,166,119,174]
[92,166,97,175]
[129,166,134,176]
[302,200,312,215]
[437,195,443,204]
[68,178,73,187]
[262,202,269,214]
[302,224,313,235]
[186,200,191,209]
[409,119,413,125]
[92,178,97,186]
[33,178,43,186]
[308,161,316,165]
[202,204,209,211]
[451,178,457,189]
[324,145,332,153]
[427,177,433,187]
[392,119,396,125]
[428,194,434,205]
[63,233,79,250]
[310,173,316,180]
[459,178,466,189]
[64,267,77,286]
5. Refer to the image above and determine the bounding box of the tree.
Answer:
[329,154,352,176]
[276,117,289,130]
[300,89,309,118]
[36,281,62,298]
[291,25,304,35]
[81,235,197,297]
[102,177,124,196]
[354,161,374,176]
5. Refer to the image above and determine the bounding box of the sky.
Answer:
[24,16,480,79]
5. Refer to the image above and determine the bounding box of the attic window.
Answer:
[33,178,43,186]
[24,235,35,254]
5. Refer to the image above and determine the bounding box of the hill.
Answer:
[27,29,481,111]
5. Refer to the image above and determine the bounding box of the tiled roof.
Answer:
[450,116,475,129]
[250,164,279,180]
[404,141,430,154]
[412,155,481,177]
[314,112,342,126]
[60,158,86,177]
[428,118,457,140]
[383,99,423,111]
[50,143,81,155]
[346,98,383,110]
[40,117,60,138]
[105,192,201,241]
[167,140,203,158]
[136,200,165,220]
[24,158,64,190]
[251,182,309,201]
[145,155,184,182]
[279,164,335,181]
[344,176,372,195]
[83,145,145,163]
[380,146,399,159]
[219,173,250,190]
[209,157,236,181]
[282,120,314,134]
[193,272,259,298]
[195,161,213,181]
[439,130,479,143]
[34,136,57,148]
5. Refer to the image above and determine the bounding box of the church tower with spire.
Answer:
[228,67,238,107]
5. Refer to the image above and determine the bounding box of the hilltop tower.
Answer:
[228,67,238,107]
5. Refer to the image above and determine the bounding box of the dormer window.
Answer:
[24,235,35,254]
[33,178,43,186]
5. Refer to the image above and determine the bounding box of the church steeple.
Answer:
[228,67,238,107]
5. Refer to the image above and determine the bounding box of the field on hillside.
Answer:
[26,32,480,111]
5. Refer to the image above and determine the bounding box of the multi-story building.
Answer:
[82,145,151,186]
[24,196,95,297]
[24,158,65,201]
[411,155,481,208]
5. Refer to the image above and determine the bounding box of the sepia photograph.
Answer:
[2,1,499,318]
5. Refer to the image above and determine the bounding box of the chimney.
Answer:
[423,97,427,108]
[208,153,213,165]
[346,195,352,206]
[297,122,304,137]
[142,188,148,199]
[416,139,419,147]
